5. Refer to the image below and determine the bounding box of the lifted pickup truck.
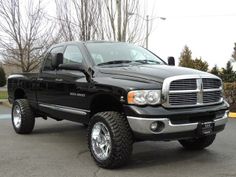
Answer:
[8,41,229,168]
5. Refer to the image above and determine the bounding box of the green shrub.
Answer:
[224,82,236,105]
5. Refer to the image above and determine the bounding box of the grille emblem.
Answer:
[197,79,203,104]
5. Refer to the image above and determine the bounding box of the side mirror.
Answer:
[58,63,86,72]
[168,56,175,66]
[58,63,92,82]
[52,53,63,69]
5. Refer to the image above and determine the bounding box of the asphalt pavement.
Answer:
[0,105,236,177]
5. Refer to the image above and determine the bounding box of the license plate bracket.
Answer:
[197,122,215,135]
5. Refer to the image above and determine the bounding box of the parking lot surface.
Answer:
[0,105,236,177]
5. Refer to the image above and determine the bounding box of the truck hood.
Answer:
[98,64,213,83]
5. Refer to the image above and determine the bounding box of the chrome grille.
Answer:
[162,75,223,108]
[203,91,222,103]
[169,93,197,105]
[170,79,197,90]
[203,78,221,89]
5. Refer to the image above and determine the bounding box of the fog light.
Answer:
[150,122,158,131]
[150,121,165,132]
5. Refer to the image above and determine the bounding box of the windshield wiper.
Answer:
[134,59,161,64]
[97,60,133,66]
[97,59,161,66]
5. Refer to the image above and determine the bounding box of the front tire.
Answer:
[179,134,216,150]
[88,111,133,169]
[12,99,35,134]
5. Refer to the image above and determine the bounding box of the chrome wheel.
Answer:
[13,105,22,129]
[91,122,111,160]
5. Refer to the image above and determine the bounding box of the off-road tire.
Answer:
[179,134,216,150]
[88,111,133,169]
[12,99,35,134]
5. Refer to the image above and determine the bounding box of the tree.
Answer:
[55,0,103,41]
[0,67,6,87]
[0,0,56,72]
[210,65,220,77]
[192,57,209,71]
[55,0,147,44]
[221,61,236,82]
[103,0,146,43]
[179,46,208,71]
[179,45,193,68]
[232,43,236,61]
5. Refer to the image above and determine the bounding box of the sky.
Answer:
[46,0,236,68]
[2,0,236,69]
[144,0,236,68]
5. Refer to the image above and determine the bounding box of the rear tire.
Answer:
[179,134,216,150]
[88,111,133,169]
[12,99,35,134]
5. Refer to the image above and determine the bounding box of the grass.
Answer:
[0,91,8,99]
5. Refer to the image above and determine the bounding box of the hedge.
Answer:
[224,82,236,105]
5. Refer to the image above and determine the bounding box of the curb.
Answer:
[229,112,236,118]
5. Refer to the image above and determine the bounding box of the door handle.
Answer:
[55,78,63,82]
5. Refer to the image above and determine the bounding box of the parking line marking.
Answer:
[0,114,11,120]
[229,112,236,118]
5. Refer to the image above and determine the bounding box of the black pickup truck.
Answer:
[8,41,229,168]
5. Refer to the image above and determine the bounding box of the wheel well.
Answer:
[90,94,123,117]
[14,89,26,100]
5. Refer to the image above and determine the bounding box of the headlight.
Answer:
[127,90,161,105]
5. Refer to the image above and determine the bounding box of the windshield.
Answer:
[85,42,165,66]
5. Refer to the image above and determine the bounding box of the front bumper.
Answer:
[124,102,229,141]
[128,110,227,135]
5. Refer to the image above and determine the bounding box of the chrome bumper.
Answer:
[127,111,228,135]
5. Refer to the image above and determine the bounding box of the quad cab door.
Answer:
[54,44,91,123]
[37,45,65,118]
